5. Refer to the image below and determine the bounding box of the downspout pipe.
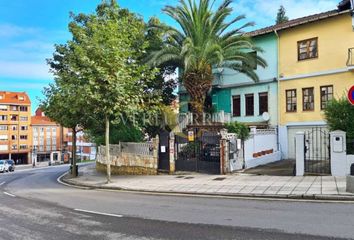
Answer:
[274,29,282,156]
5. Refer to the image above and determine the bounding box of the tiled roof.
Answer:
[0,91,31,105]
[247,8,351,37]
[31,116,58,126]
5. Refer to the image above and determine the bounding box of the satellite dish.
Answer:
[262,112,270,121]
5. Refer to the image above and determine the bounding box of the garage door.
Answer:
[287,126,328,160]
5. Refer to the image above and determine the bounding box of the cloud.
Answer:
[231,0,338,28]
[0,61,52,80]
[0,24,39,38]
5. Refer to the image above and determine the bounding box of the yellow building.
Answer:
[276,4,354,159]
[0,91,32,164]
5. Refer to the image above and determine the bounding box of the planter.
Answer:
[261,151,266,155]
[270,149,274,154]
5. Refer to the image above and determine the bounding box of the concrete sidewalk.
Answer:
[62,164,354,200]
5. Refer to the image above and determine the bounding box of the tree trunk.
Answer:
[105,115,111,183]
[72,127,77,177]
[183,68,213,124]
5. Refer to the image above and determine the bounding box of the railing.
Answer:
[121,142,154,156]
[98,142,153,157]
[347,48,354,67]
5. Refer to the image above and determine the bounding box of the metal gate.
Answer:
[304,127,331,174]
[175,131,221,174]
[158,130,170,171]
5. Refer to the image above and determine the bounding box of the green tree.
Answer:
[148,0,267,122]
[276,5,289,24]
[48,1,158,182]
[225,122,250,141]
[324,98,354,153]
[43,44,92,177]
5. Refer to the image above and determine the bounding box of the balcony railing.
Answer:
[347,48,354,67]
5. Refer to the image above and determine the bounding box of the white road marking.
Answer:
[0,182,5,186]
[56,172,91,190]
[3,192,15,197]
[74,208,123,218]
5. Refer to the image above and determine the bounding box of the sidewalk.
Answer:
[61,164,354,201]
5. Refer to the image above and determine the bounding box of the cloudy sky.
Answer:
[0,0,339,112]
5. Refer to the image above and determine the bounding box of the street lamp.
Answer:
[32,145,37,167]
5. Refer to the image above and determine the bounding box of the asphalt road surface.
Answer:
[0,164,353,240]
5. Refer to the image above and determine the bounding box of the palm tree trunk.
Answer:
[183,68,213,124]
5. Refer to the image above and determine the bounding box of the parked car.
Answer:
[6,160,15,172]
[0,160,9,173]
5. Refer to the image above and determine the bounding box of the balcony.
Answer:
[347,48,354,71]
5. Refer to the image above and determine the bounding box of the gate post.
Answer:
[169,132,175,173]
[295,132,305,176]
[330,130,347,176]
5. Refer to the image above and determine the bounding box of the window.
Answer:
[0,135,8,140]
[0,115,7,121]
[11,135,17,140]
[18,96,24,101]
[11,115,18,121]
[303,87,314,111]
[19,116,28,121]
[320,85,333,110]
[10,105,18,111]
[39,145,44,151]
[232,95,241,117]
[242,51,257,70]
[0,125,8,131]
[0,105,7,111]
[19,106,28,112]
[11,125,17,131]
[19,145,27,150]
[21,126,28,131]
[286,89,297,112]
[245,94,254,116]
[12,145,17,150]
[20,135,27,140]
[259,92,268,115]
[298,38,318,61]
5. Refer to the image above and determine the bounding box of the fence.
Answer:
[243,127,281,169]
[96,140,158,175]
[347,138,354,155]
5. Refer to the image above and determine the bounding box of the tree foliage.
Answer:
[324,98,354,153]
[225,122,250,141]
[276,5,289,24]
[147,0,267,120]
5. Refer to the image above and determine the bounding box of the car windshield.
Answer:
[7,160,13,164]
[0,160,4,164]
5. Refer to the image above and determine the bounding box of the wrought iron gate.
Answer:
[175,131,221,174]
[304,127,331,174]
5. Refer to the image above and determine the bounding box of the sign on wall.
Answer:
[348,86,354,105]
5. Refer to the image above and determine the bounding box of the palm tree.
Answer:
[148,0,267,122]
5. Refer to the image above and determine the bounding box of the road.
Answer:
[0,164,353,240]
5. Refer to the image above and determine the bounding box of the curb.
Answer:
[58,172,354,202]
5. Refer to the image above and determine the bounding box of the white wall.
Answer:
[243,128,281,169]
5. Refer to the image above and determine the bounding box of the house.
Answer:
[273,0,354,159]
[211,32,279,128]
[31,108,67,163]
[0,91,32,164]
[178,32,279,128]
[66,129,96,161]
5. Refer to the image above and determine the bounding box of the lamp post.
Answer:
[32,145,37,168]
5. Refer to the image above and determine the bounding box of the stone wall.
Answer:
[96,139,158,175]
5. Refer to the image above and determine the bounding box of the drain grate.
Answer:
[213,177,226,181]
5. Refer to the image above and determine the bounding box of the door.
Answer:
[158,130,170,171]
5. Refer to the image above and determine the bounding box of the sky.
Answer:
[0,0,340,113]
